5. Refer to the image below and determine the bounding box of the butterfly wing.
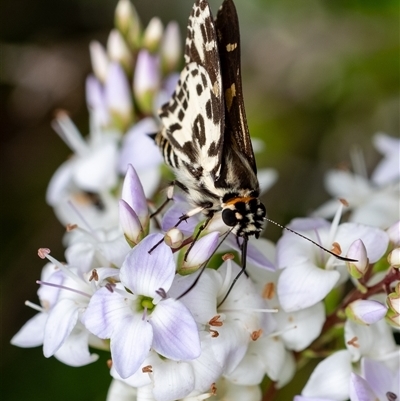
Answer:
[215,0,257,175]
[158,0,224,181]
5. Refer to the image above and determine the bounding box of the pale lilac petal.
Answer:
[43,299,80,357]
[11,313,47,347]
[105,62,132,118]
[86,74,109,126]
[54,327,99,366]
[348,299,388,324]
[335,223,389,263]
[121,164,148,228]
[162,201,199,235]
[111,314,153,379]
[227,236,275,270]
[82,287,132,338]
[183,232,219,268]
[277,302,325,351]
[119,199,143,243]
[118,117,162,173]
[120,234,175,297]
[277,262,340,312]
[150,298,200,360]
[362,358,398,399]
[152,360,195,401]
[349,373,376,401]
[255,336,287,381]
[302,350,352,400]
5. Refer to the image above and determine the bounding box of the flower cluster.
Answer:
[11,1,399,400]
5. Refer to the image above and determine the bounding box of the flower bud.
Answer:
[178,232,219,275]
[107,29,133,73]
[388,247,400,268]
[89,41,109,83]
[164,228,184,249]
[386,283,400,324]
[161,21,182,75]
[142,17,163,52]
[345,299,387,325]
[119,199,144,246]
[115,0,141,49]
[133,50,160,115]
[105,62,133,130]
[346,239,369,279]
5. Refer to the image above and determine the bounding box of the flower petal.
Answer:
[10,312,47,348]
[349,373,376,401]
[111,314,153,379]
[43,299,80,357]
[302,350,352,400]
[152,359,195,401]
[150,298,200,360]
[82,286,133,338]
[54,326,99,366]
[277,262,340,312]
[120,234,175,296]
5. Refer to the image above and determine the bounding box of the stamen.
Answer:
[24,300,45,313]
[142,365,153,373]
[36,280,91,298]
[267,324,298,338]
[67,200,99,238]
[113,287,137,301]
[39,249,87,286]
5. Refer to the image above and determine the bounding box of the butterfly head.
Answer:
[221,196,266,238]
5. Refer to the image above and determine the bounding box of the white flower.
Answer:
[276,213,389,312]
[82,234,201,379]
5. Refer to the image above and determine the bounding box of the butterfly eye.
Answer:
[222,208,238,227]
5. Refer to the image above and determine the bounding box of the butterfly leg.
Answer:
[183,211,214,262]
[150,180,188,219]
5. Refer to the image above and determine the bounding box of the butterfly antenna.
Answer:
[265,218,357,262]
[177,228,233,300]
[217,236,248,307]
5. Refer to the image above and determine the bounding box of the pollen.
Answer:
[251,329,263,341]
[331,242,342,255]
[142,365,153,373]
[107,359,113,369]
[209,315,223,327]
[38,248,51,259]
[210,329,219,338]
[210,383,217,395]
[89,269,99,282]
[347,336,359,348]
[262,282,275,299]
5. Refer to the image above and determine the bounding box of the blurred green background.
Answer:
[1,0,398,400]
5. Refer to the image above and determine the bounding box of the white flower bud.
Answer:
[388,247,400,268]
[346,239,369,279]
[345,299,387,325]
[142,17,163,52]
[161,21,182,74]
[164,228,184,249]
[89,41,109,82]
[107,29,133,73]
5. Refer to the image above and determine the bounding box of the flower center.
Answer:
[139,296,155,312]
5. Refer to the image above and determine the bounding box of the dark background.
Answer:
[1,0,398,399]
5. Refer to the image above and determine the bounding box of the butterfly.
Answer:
[152,0,265,300]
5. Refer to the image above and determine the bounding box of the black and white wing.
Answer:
[215,0,257,175]
[158,0,224,183]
